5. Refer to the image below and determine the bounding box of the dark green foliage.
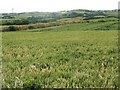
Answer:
[63,12,84,18]
[28,26,34,29]
[7,26,17,31]
[23,81,42,90]
[2,19,29,25]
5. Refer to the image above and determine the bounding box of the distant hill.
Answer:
[1,9,118,25]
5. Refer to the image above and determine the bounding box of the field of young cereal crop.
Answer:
[2,27,119,88]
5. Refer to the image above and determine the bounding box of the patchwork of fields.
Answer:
[2,24,119,88]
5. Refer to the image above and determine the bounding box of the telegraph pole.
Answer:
[12,8,14,13]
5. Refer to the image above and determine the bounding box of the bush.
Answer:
[98,20,106,22]
[28,26,35,29]
[8,26,17,31]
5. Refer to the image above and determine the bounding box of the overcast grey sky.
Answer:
[0,0,119,13]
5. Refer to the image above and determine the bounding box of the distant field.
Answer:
[1,17,118,31]
[28,20,118,32]
[2,25,118,88]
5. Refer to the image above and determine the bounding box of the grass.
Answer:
[28,20,118,32]
[2,27,119,88]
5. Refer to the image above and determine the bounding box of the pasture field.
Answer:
[1,17,118,32]
[2,25,119,88]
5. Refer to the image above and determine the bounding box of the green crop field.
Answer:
[2,22,119,88]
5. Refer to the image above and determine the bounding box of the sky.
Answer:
[0,0,119,13]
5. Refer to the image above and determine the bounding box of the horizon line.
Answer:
[1,8,118,14]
